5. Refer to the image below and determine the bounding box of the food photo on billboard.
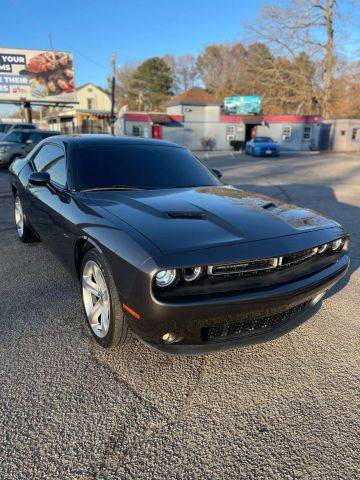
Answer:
[0,48,75,103]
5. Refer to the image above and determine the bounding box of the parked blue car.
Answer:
[245,137,280,157]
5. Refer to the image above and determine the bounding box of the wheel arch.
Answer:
[74,237,103,278]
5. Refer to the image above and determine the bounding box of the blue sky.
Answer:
[1,0,259,90]
[0,0,358,116]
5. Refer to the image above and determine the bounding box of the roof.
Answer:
[167,87,222,106]
[76,83,111,97]
[5,128,53,133]
[51,134,180,148]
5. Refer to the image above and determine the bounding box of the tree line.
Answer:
[111,0,359,119]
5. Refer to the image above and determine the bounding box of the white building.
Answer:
[122,88,323,151]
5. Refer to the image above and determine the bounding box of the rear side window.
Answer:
[33,144,67,187]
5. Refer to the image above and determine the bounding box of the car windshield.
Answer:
[3,131,32,143]
[254,137,274,143]
[74,144,221,191]
[0,124,11,133]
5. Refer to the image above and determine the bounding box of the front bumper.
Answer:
[125,253,349,355]
[253,148,279,157]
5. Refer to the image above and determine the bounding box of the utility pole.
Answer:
[110,52,116,135]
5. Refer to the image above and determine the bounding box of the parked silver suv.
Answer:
[0,123,38,141]
[0,129,60,167]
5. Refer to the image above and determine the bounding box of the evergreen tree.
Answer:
[129,57,174,111]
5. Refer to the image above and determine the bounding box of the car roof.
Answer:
[7,129,57,134]
[51,134,181,148]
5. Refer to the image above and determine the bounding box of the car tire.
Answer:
[14,193,37,243]
[80,249,131,349]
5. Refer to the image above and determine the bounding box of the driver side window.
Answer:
[33,144,67,187]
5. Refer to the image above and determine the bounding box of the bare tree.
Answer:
[176,55,199,92]
[245,0,358,118]
[163,54,199,93]
[110,61,140,110]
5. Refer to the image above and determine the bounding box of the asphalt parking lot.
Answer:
[0,151,359,479]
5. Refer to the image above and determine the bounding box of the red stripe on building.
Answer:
[220,115,243,123]
[125,113,150,121]
[263,115,321,123]
[220,114,321,123]
[125,113,183,123]
[169,115,184,122]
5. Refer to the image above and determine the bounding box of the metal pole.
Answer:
[23,101,33,123]
[111,52,116,135]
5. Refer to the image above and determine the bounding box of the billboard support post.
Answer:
[23,101,32,123]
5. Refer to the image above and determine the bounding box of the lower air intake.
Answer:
[201,302,310,341]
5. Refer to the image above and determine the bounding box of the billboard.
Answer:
[224,95,261,115]
[0,48,75,103]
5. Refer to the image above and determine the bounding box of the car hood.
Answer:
[87,185,340,255]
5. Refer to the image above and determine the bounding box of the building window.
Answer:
[87,98,94,110]
[282,126,292,141]
[304,126,311,140]
[351,128,358,141]
[132,125,143,137]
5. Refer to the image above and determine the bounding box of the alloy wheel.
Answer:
[14,196,24,237]
[82,260,111,338]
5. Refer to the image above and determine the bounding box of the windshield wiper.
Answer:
[83,185,148,192]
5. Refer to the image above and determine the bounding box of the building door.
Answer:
[245,124,259,141]
[152,125,162,139]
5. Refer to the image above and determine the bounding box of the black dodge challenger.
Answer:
[9,135,349,354]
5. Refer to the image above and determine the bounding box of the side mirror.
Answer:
[212,168,223,179]
[29,171,50,186]
[26,139,33,144]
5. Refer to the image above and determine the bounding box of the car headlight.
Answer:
[183,266,204,283]
[317,243,329,254]
[155,269,177,288]
[331,238,345,252]
[0,146,10,154]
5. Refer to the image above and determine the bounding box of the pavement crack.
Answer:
[88,340,209,476]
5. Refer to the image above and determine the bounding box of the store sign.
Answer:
[224,96,261,115]
[0,47,75,103]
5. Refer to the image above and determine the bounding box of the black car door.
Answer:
[27,143,78,267]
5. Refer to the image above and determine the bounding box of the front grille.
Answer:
[201,301,310,341]
[208,257,277,276]
[282,248,318,266]
[208,247,329,280]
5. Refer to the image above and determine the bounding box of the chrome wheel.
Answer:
[82,260,111,338]
[14,196,24,237]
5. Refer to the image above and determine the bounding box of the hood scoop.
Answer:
[167,211,207,220]
[261,201,277,211]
